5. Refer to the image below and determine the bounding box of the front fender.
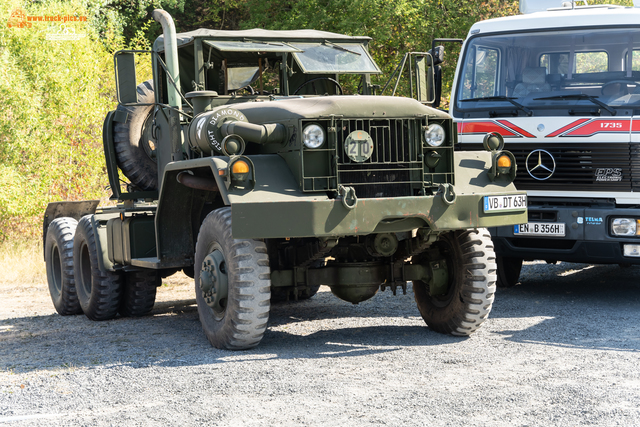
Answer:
[155,157,231,265]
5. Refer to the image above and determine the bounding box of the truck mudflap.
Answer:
[43,200,100,259]
[225,151,527,239]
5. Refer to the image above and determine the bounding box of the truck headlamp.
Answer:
[612,218,640,236]
[425,124,445,147]
[303,124,325,148]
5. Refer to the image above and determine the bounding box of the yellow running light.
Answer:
[497,155,511,168]
[231,160,250,174]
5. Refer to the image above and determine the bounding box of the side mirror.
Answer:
[429,46,445,108]
[415,47,445,108]
[114,51,139,104]
[428,45,445,66]
[415,54,440,107]
[415,55,431,103]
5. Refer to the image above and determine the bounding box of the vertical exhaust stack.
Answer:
[151,9,183,175]
[152,9,181,109]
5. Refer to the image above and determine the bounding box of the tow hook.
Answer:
[438,183,456,205]
[339,185,358,210]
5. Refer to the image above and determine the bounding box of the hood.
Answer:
[228,96,450,123]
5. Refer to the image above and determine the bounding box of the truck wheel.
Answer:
[113,79,158,191]
[74,216,123,321]
[496,256,523,288]
[195,208,271,350]
[45,217,82,315]
[119,270,159,317]
[413,229,496,336]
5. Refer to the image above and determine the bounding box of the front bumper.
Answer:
[491,204,640,264]
[232,192,528,238]
[229,151,526,239]
[161,152,526,240]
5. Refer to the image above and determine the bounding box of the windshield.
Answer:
[455,27,640,116]
[290,42,381,74]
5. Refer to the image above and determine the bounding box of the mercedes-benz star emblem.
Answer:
[526,149,556,180]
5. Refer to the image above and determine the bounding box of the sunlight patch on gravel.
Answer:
[558,265,595,277]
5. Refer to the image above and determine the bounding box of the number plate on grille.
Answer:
[514,222,565,236]
[483,194,527,213]
[344,131,374,163]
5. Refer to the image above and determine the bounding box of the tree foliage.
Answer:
[0,0,119,240]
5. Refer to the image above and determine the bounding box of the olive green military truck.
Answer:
[43,10,526,350]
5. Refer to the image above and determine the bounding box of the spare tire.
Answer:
[113,80,158,191]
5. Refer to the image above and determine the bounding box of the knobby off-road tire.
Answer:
[195,208,271,350]
[496,256,523,288]
[74,216,123,321]
[119,270,159,317]
[45,217,82,315]
[114,79,158,191]
[414,229,497,336]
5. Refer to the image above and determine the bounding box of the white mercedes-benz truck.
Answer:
[449,0,640,286]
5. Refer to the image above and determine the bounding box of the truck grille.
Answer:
[334,118,423,198]
[460,142,636,191]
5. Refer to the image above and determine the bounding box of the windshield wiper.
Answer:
[323,40,361,56]
[461,96,532,116]
[534,94,616,116]
[242,38,284,46]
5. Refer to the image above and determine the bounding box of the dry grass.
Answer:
[0,240,46,286]
[0,239,194,287]
[0,238,194,304]
[0,240,52,318]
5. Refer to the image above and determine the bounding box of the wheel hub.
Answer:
[199,250,228,312]
[428,259,449,296]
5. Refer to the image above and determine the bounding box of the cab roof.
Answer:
[155,28,372,52]
[468,6,640,36]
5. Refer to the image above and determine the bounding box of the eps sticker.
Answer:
[595,168,622,182]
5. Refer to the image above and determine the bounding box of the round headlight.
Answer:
[425,123,446,147]
[303,124,325,149]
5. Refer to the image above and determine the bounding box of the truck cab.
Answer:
[449,2,640,286]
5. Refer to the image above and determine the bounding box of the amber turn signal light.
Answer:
[231,160,250,174]
[497,155,511,168]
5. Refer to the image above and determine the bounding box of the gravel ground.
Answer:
[1,261,639,426]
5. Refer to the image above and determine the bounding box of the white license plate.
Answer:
[483,194,527,213]
[514,222,565,236]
